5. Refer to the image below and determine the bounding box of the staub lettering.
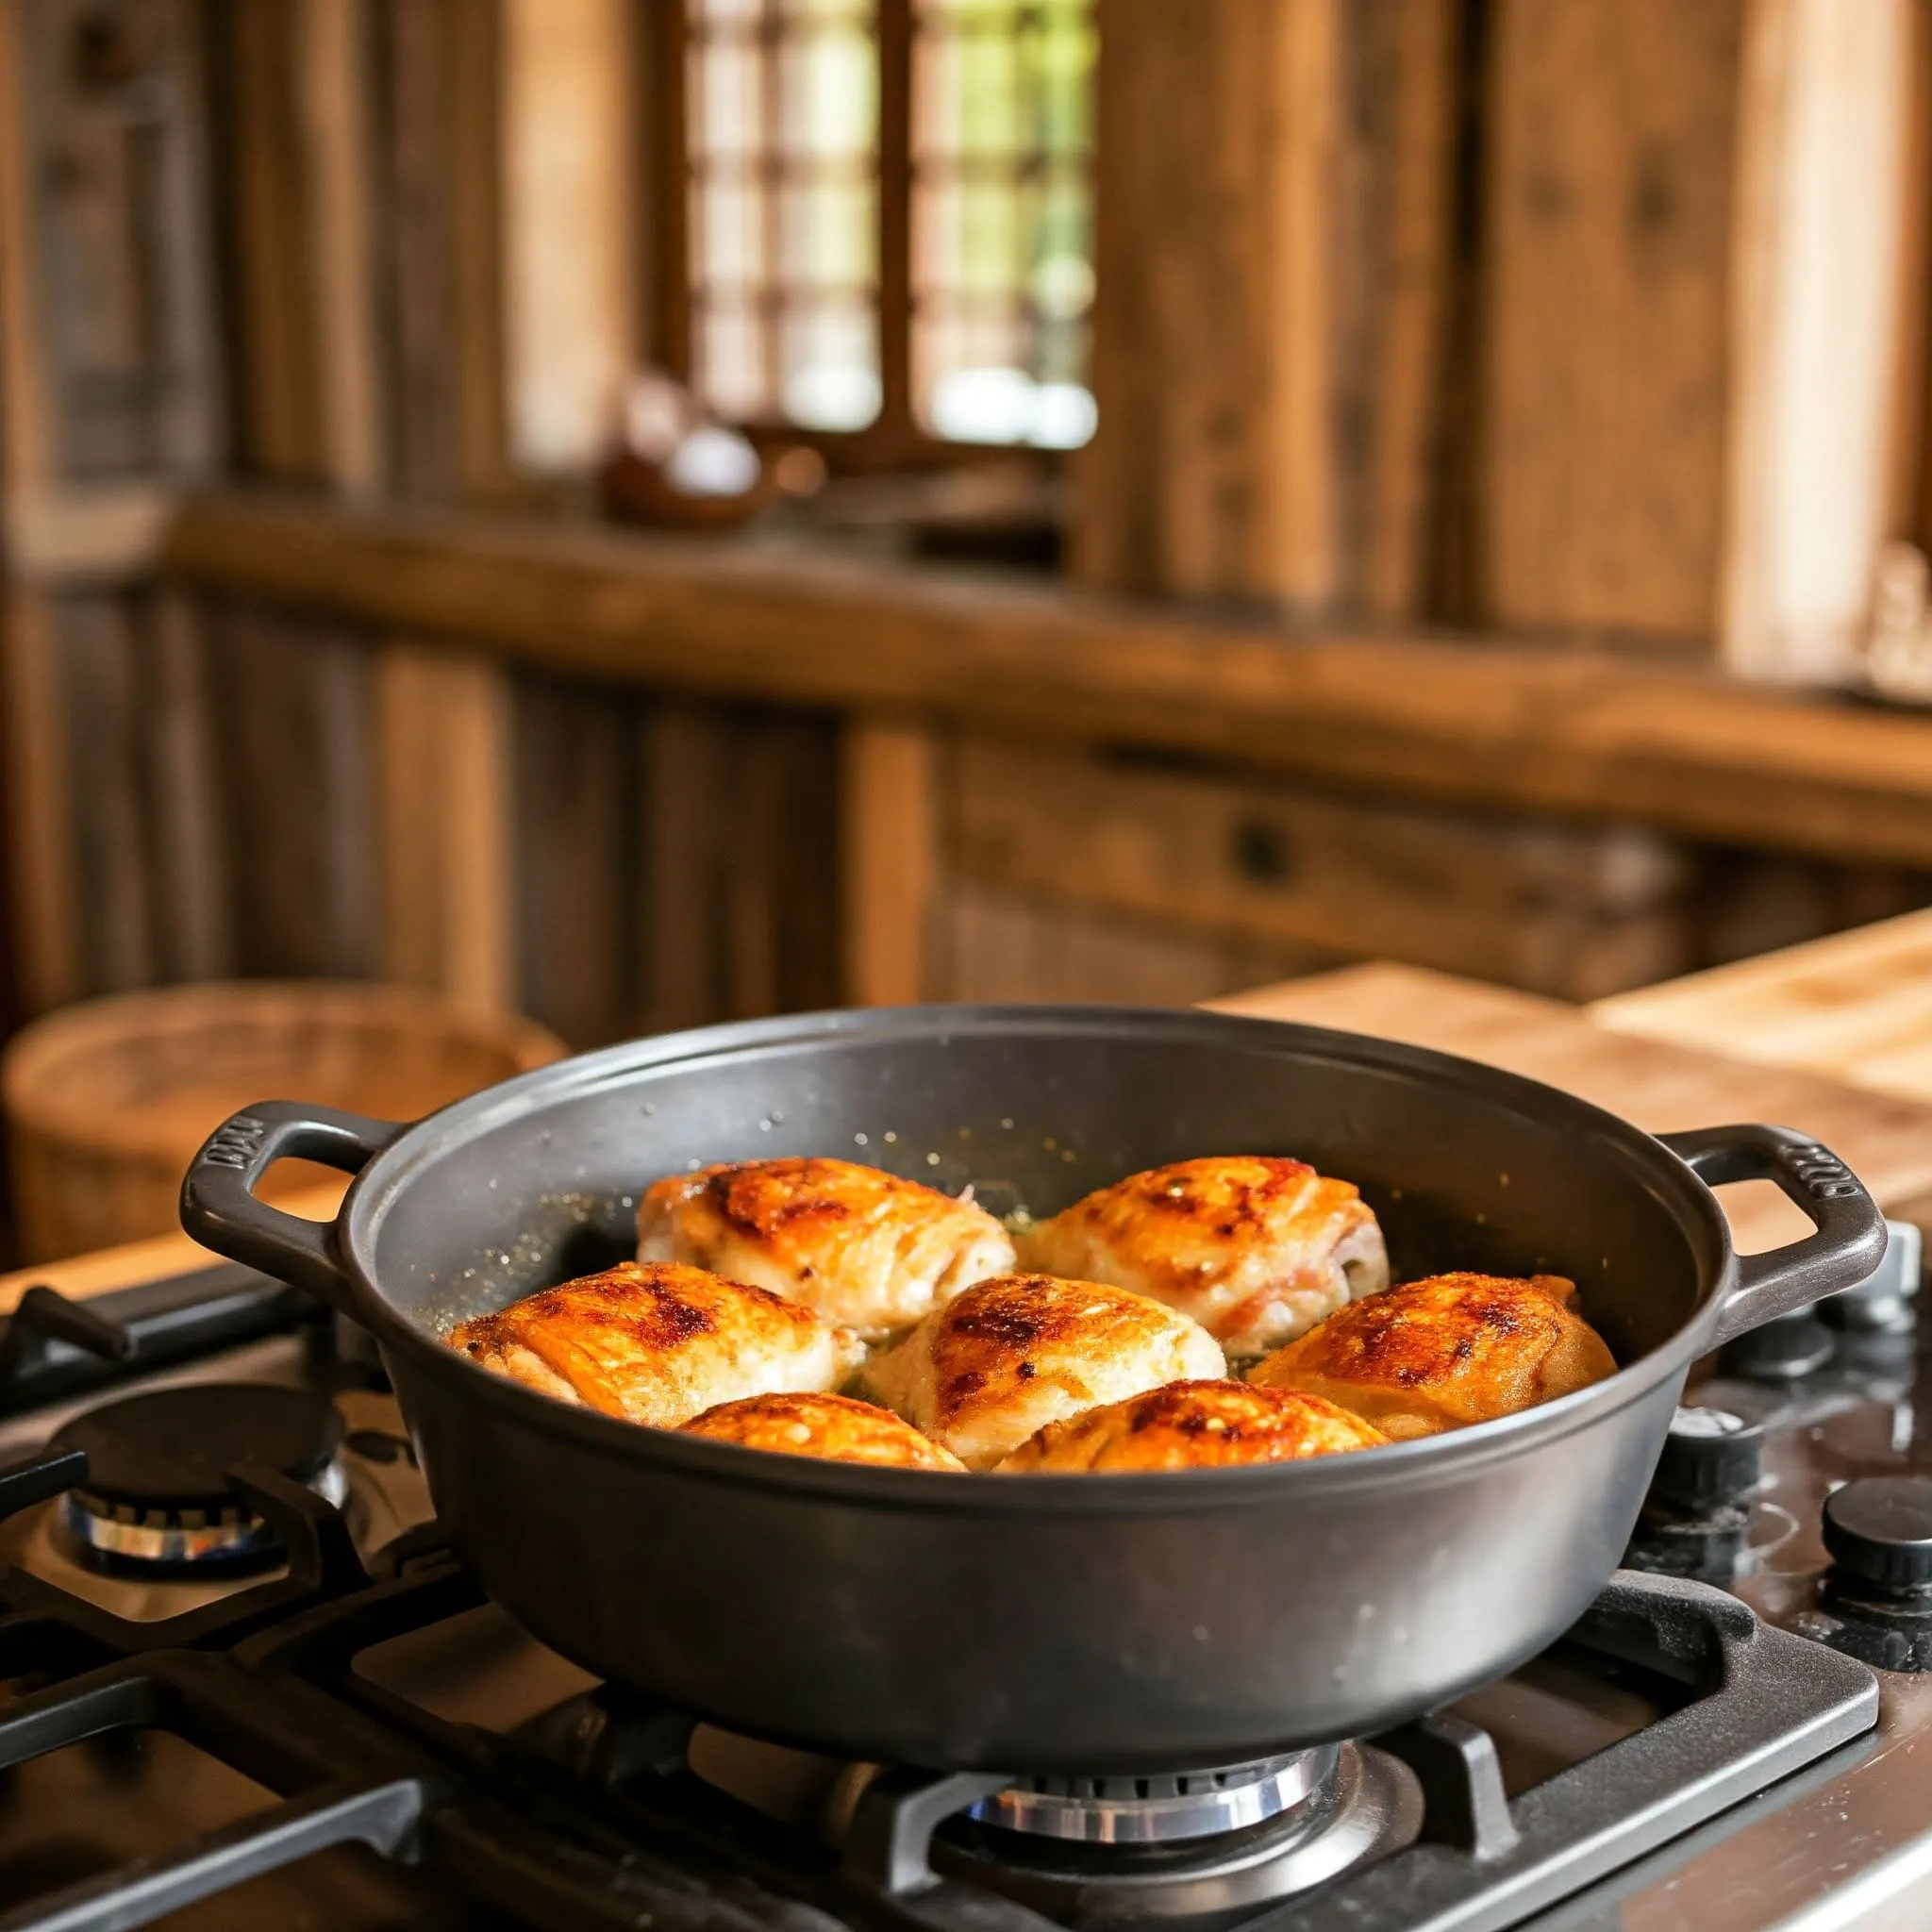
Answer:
[1787,1143,1857,1201]
[201,1115,268,1170]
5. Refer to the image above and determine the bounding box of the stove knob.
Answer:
[1823,1476,1932,1593]
[1719,1309,1833,1380]
[1651,1405,1764,1511]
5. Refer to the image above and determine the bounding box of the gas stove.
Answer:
[0,1236,1927,1932]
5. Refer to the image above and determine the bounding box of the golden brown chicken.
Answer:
[1018,1156,1390,1359]
[681,1391,965,1470]
[1247,1272,1615,1440]
[637,1157,1015,1338]
[447,1260,864,1429]
[998,1379,1388,1473]
[862,1273,1225,1470]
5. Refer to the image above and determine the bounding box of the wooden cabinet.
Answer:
[936,737,1696,1003]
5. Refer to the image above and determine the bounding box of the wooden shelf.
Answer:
[163,489,1932,868]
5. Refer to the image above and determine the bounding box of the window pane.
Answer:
[687,0,881,430]
[911,0,1096,445]
[782,302,881,428]
[697,182,763,287]
[779,180,875,286]
[702,304,770,420]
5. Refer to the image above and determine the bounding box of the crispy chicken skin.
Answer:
[998,1379,1388,1473]
[447,1260,865,1429]
[637,1157,1016,1338]
[1248,1272,1615,1440]
[681,1391,965,1470]
[862,1273,1225,1469]
[1018,1157,1391,1358]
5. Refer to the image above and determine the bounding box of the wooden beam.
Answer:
[3,485,175,585]
[161,491,1932,869]
[841,719,939,1007]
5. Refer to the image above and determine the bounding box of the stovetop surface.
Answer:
[0,1248,1927,1932]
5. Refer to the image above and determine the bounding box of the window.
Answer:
[684,0,881,430]
[673,0,1095,458]
[911,0,1095,448]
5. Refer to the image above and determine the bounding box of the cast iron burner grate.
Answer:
[0,1443,1882,1932]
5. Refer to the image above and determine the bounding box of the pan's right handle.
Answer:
[1659,1123,1888,1346]
[179,1101,406,1315]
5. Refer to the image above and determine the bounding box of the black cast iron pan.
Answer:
[180,1006,1885,1773]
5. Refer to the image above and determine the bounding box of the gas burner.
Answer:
[971,1750,1340,1844]
[50,1382,346,1571]
[941,1743,1420,1922]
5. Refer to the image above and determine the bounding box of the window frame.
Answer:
[638,0,1078,474]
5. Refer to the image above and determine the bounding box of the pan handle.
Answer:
[179,1100,406,1316]
[1658,1123,1888,1346]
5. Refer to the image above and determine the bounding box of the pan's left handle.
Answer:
[180,1100,407,1316]
[1659,1123,1888,1347]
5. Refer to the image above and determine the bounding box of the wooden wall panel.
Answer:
[502,0,637,475]
[518,691,843,1044]
[841,720,938,1006]
[1482,0,1746,641]
[949,739,1697,1001]
[375,642,514,1008]
[513,672,641,1047]
[1482,0,1917,664]
[141,589,229,982]
[15,0,221,480]
[940,880,1334,1008]
[732,712,841,1019]
[1075,0,1459,614]
[2,592,81,1011]
[1720,0,1918,679]
[641,700,729,1035]
[58,592,155,992]
[208,0,326,481]
[373,0,510,502]
[202,601,379,978]
[299,0,386,498]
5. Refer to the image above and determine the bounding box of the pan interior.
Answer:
[357,1012,1712,1372]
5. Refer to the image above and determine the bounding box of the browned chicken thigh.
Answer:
[1248,1272,1615,1439]
[998,1378,1388,1473]
[682,1391,965,1470]
[863,1273,1225,1469]
[1019,1156,1390,1358]
[447,1260,864,1429]
[637,1157,1015,1338]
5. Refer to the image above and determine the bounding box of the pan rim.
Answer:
[337,1003,1734,1507]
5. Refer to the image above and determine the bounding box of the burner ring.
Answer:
[971,1747,1338,1844]
[61,1461,348,1566]
[51,1383,346,1572]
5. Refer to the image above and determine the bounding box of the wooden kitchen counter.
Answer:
[9,956,1932,1305]
[1212,961,1932,1253]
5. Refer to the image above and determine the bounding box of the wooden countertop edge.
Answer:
[162,490,1932,869]
[0,1183,344,1312]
